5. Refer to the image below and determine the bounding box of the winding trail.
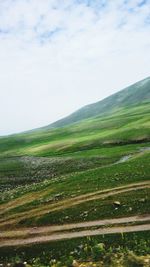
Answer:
[0,148,150,248]
[0,181,149,228]
[1,148,149,215]
[0,215,150,247]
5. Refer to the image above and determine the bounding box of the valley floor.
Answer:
[0,142,149,265]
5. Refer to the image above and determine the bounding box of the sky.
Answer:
[0,0,150,135]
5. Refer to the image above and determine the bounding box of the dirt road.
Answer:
[0,214,150,247]
[0,181,149,228]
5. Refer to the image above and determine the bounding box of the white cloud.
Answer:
[0,0,150,135]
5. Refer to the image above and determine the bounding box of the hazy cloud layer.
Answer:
[0,0,150,135]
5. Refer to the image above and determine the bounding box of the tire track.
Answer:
[0,214,150,238]
[0,181,149,228]
[1,222,150,247]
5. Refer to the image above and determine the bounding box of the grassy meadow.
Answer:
[0,93,150,266]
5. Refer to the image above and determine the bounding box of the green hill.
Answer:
[0,78,149,188]
[0,77,150,265]
[46,77,150,129]
[0,77,149,159]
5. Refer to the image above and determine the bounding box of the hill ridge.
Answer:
[44,76,150,130]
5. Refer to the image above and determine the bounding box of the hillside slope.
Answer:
[0,78,150,263]
[46,77,150,129]
[0,77,149,188]
[0,102,149,158]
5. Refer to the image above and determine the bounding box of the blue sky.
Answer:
[0,0,150,135]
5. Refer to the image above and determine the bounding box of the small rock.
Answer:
[113,201,121,207]
[139,198,146,203]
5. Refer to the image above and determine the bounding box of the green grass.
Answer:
[0,102,149,189]
[0,103,149,159]
[0,92,149,264]
[0,151,149,229]
[1,150,149,205]
[0,142,149,189]
[0,231,150,265]
[43,76,150,128]
[21,188,149,227]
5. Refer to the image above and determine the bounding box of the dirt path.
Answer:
[1,146,149,214]
[1,146,149,211]
[0,187,53,214]
[0,214,150,238]
[0,181,149,228]
[0,218,150,247]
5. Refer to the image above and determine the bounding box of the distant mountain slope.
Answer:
[46,77,150,129]
[0,76,149,160]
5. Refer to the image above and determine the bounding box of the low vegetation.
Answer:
[0,78,149,266]
[0,232,150,266]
